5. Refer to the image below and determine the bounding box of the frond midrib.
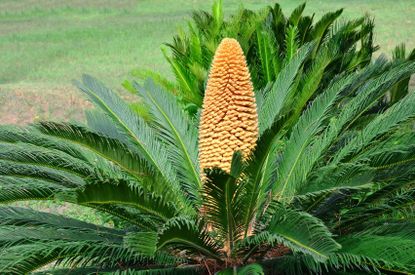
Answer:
[144,88,201,188]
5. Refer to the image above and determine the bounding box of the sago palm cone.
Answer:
[199,38,258,176]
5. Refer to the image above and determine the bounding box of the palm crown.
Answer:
[1,37,415,274]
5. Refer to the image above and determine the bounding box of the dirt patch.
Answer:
[0,84,90,125]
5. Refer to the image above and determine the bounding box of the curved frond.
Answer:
[334,89,415,163]
[246,205,340,262]
[36,122,149,179]
[157,217,221,261]
[258,43,314,134]
[76,180,178,221]
[274,72,358,200]
[75,75,186,206]
[134,79,201,200]
[202,153,245,255]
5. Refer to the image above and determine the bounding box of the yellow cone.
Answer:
[199,38,258,176]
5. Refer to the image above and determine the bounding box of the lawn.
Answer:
[0,0,414,124]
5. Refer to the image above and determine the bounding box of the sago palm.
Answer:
[385,44,415,105]
[131,1,379,113]
[1,38,415,274]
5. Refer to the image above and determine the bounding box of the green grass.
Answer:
[0,0,414,124]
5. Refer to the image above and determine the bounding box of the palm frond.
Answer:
[134,79,201,200]
[256,25,279,84]
[0,207,156,274]
[288,3,306,26]
[334,88,415,163]
[35,122,149,179]
[157,217,221,261]
[245,205,340,262]
[310,9,343,55]
[336,233,415,271]
[0,125,88,162]
[0,142,93,178]
[274,72,359,200]
[283,25,299,64]
[291,45,337,121]
[75,179,178,221]
[258,42,314,134]
[239,130,282,237]
[75,75,188,207]
[202,153,245,256]
[0,176,68,204]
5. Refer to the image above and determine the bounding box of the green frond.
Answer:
[134,79,201,200]
[291,45,337,121]
[274,72,359,200]
[294,187,371,220]
[258,42,314,134]
[0,176,67,204]
[35,121,149,179]
[246,205,340,262]
[0,142,94,178]
[75,75,187,207]
[75,179,178,222]
[310,9,343,54]
[283,25,299,64]
[0,242,156,274]
[128,68,176,94]
[162,48,202,107]
[336,233,415,271]
[256,26,280,84]
[123,232,158,256]
[334,88,415,163]
[0,207,153,274]
[290,60,409,179]
[87,204,162,230]
[0,207,117,233]
[336,61,415,135]
[260,253,385,275]
[370,144,415,172]
[106,265,203,275]
[157,217,221,261]
[33,266,115,274]
[212,0,223,34]
[288,3,306,26]
[296,15,313,44]
[84,109,130,141]
[297,164,375,198]
[0,159,84,188]
[202,153,245,254]
[0,225,122,250]
[339,188,415,230]
[389,43,415,104]
[0,125,88,162]
[217,263,264,275]
[239,131,282,237]
[0,176,157,230]
[361,171,415,206]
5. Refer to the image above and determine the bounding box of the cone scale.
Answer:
[199,38,258,176]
